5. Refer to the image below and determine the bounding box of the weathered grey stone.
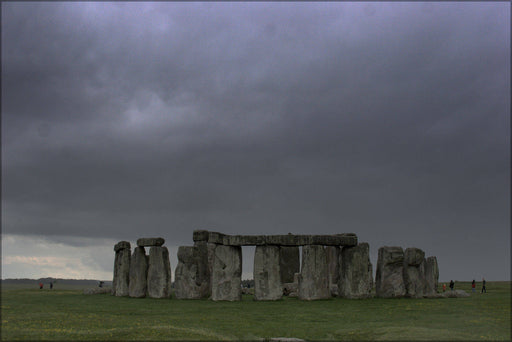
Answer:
[425,256,439,294]
[193,230,210,242]
[279,246,300,283]
[208,231,227,244]
[147,246,172,298]
[114,241,131,252]
[298,245,330,300]
[137,237,165,247]
[211,245,242,301]
[403,248,427,298]
[191,230,357,246]
[338,243,373,299]
[254,245,282,301]
[112,242,131,296]
[375,246,406,298]
[174,246,211,299]
[326,246,340,297]
[193,241,215,298]
[129,246,148,298]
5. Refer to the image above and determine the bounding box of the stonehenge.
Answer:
[112,231,440,301]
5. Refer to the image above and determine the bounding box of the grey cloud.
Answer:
[2,2,509,279]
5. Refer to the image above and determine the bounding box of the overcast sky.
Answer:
[2,2,510,282]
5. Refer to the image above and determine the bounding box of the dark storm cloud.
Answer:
[2,2,509,279]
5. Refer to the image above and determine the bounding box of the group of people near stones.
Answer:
[443,278,487,293]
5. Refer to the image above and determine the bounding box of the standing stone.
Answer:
[375,246,406,298]
[194,241,216,298]
[403,248,427,298]
[147,246,172,298]
[174,246,211,299]
[424,256,439,294]
[129,246,148,298]
[298,245,330,300]
[211,245,242,301]
[279,246,300,284]
[326,246,341,297]
[112,241,131,297]
[338,243,373,299]
[254,245,282,301]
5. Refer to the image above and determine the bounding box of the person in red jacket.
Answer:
[39,282,43,289]
[471,280,476,293]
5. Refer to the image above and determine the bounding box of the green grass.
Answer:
[1,281,510,340]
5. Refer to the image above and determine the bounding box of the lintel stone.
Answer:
[137,237,165,247]
[114,241,131,252]
[192,230,357,246]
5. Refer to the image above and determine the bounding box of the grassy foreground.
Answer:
[1,281,510,341]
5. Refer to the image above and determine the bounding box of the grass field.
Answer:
[1,281,510,341]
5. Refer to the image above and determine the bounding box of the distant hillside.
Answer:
[2,278,112,286]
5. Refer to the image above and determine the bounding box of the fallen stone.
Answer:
[129,246,148,298]
[84,287,111,295]
[269,338,305,342]
[147,246,172,298]
[254,245,282,301]
[112,244,131,296]
[137,237,165,247]
[375,246,406,298]
[338,243,373,299]
[403,248,427,298]
[279,246,300,284]
[443,289,470,298]
[211,245,242,301]
[424,256,439,295]
[298,245,330,300]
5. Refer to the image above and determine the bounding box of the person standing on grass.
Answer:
[449,280,454,291]
[50,282,53,289]
[39,282,43,289]
[481,278,486,293]
[471,279,476,293]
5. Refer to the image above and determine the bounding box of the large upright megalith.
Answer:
[254,245,282,301]
[298,245,330,300]
[375,246,405,298]
[338,243,373,299]
[211,245,242,301]
[424,256,439,295]
[279,246,300,284]
[174,246,210,299]
[147,246,172,298]
[326,246,341,297]
[129,246,148,298]
[403,248,427,298]
[112,241,131,297]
